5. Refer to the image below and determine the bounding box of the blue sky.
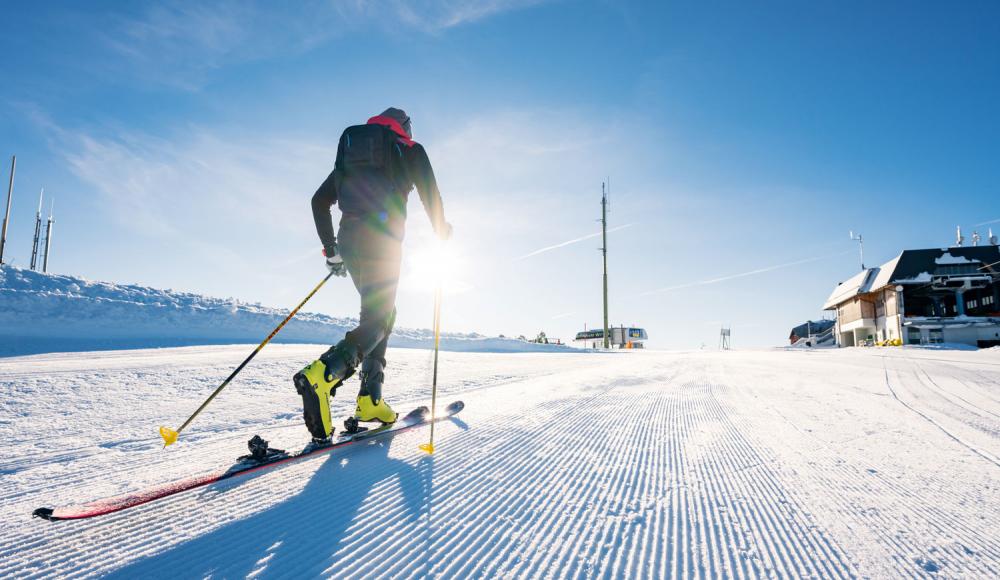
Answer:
[1,1,998,348]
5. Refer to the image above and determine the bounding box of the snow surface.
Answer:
[2,345,999,577]
[0,266,570,357]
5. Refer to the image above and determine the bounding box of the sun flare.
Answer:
[403,239,471,295]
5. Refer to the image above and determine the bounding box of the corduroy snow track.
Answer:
[1,345,999,578]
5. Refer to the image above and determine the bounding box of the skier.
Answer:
[294,107,451,441]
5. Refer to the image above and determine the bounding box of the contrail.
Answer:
[517,224,634,260]
[639,250,853,296]
[973,218,1000,227]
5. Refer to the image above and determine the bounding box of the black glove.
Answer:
[323,245,347,277]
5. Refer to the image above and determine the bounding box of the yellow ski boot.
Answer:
[354,357,397,424]
[293,344,358,440]
[355,395,398,424]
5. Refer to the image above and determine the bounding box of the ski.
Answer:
[33,400,464,522]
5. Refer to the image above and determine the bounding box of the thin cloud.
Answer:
[103,2,300,90]
[639,250,853,296]
[393,0,548,32]
[517,224,634,260]
[100,1,550,89]
[43,117,335,279]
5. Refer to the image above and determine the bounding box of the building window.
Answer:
[929,329,944,344]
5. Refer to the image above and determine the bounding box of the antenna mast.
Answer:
[601,182,610,349]
[30,188,43,270]
[849,230,865,271]
[42,199,54,273]
[0,155,15,265]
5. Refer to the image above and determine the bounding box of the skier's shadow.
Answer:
[105,434,434,579]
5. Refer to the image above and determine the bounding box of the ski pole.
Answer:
[159,271,334,447]
[419,282,443,454]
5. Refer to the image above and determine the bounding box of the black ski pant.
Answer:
[337,215,402,370]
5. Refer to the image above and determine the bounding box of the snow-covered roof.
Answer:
[935,252,976,265]
[867,254,901,291]
[893,272,933,284]
[879,246,1000,290]
[822,268,879,310]
[789,319,835,338]
[822,246,1000,309]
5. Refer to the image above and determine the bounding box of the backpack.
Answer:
[339,124,405,184]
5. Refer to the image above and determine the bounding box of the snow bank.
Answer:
[0,266,572,357]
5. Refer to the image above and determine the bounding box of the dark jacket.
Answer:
[311,115,446,253]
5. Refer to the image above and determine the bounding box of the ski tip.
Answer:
[32,507,56,521]
[159,426,179,447]
[405,407,431,421]
[418,442,435,455]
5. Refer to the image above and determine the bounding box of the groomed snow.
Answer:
[2,346,999,577]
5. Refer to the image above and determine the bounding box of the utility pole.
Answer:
[0,155,15,265]
[30,188,43,270]
[42,199,54,273]
[601,182,610,349]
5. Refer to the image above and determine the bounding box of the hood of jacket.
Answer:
[367,107,414,146]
